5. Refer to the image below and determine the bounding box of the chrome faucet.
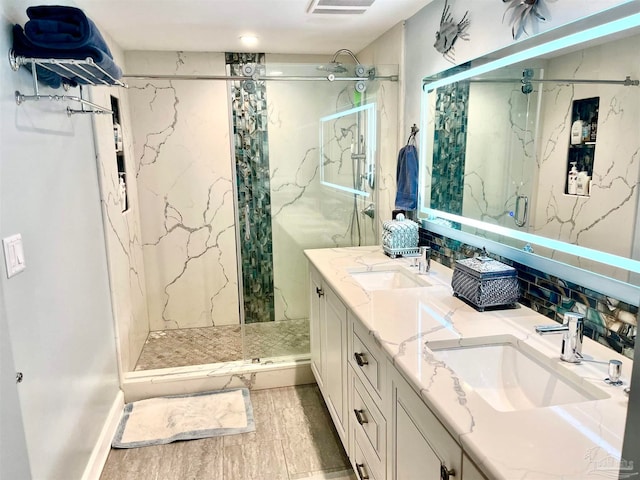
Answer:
[418,246,431,274]
[560,313,584,363]
[535,312,584,363]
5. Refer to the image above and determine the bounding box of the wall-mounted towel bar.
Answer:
[9,49,126,116]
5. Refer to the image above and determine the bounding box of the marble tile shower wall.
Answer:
[463,81,538,225]
[92,87,150,372]
[419,228,637,358]
[226,52,275,324]
[126,51,240,331]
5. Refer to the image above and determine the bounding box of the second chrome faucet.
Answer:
[535,312,584,363]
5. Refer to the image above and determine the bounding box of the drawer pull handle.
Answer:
[354,352,368,367]
[316,287,324,297]
[353,408,368,425]
[355,463,370,480]
[440,464,456,480]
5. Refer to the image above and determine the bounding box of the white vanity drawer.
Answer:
[350,368,386,470]
[349,313,385,404]
[353,426,382,480]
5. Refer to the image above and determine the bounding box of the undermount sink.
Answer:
[427,336,609,412]
[348,265,431,291]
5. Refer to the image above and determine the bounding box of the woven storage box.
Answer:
[451,257,519,311]
[382,217,419,258]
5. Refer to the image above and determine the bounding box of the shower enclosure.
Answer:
[112,51,397,376]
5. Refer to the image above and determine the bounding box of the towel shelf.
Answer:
[9,48,126,116]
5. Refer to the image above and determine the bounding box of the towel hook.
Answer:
[407,123,419,145]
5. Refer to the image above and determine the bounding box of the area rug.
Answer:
[112,388,255,448]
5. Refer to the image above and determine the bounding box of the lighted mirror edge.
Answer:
[423,218,640,306]
[319,181,370,197]
[422,208,640,275]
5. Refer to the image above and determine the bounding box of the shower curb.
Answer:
[121,358,314,403]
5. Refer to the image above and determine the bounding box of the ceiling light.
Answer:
[240,35,259,46]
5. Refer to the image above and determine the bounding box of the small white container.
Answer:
[567,162,578,195]
[571,120,583,145]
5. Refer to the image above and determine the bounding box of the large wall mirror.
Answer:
[420,11,640,289]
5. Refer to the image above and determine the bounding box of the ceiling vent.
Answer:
[307,0,375,15]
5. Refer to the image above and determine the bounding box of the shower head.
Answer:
[317,48,363,75]
[330,48,361,65]
[317,62,348,74]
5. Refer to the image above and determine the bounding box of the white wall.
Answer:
[0,2,121,478]
[358,22,403,227]
[0,250,30,480]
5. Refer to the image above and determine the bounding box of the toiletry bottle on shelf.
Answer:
[118,175,127,211]
[576,170,589,195]
[590,111,598,142]
[567,162,578,195]
[571,119,583,145]
[582,121,590,143]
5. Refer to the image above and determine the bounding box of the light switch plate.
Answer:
[3,234,26,278]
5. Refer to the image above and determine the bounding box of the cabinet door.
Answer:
[396,401,441,480]
[324,284,348,445]
[388,365,461,480]
[309,267,324,388]
[462,454,488,480]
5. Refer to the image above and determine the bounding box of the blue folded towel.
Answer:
[395,144,419,211]
[12,25,68,88]
[12,6,122,88]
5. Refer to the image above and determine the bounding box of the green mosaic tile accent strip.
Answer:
[226,52,275,324]
[419,228,637,359]
[430,81,470,215]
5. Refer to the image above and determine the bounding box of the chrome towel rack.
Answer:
[9,49,126,116]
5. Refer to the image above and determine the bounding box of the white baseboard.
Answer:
[81,390,124,480]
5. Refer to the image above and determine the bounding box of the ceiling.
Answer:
[71,0,433,55]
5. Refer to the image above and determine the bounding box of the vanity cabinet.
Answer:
[309,265,485,480]
[309,266,348,448]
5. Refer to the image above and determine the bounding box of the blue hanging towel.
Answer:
[395,144,419,211]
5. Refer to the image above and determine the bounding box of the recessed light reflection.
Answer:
[239,35,258,46]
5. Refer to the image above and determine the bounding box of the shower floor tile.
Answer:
[134,318,310,371]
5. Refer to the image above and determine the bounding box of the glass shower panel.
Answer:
[240,62,382,362]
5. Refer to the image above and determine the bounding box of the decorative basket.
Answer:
[382,217,419,257]
[451,256,519,311]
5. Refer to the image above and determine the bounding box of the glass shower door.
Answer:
[228,60,380,363]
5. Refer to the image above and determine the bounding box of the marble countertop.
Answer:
[305,246,632,480]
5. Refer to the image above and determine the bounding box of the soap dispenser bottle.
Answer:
[567,162,578,195]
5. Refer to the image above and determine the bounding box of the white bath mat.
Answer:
[112,388,255,448]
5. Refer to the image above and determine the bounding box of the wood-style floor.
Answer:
[99,384,356,480]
